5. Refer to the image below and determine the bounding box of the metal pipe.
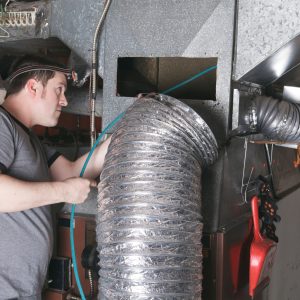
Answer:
[97,94,218,299]
[90,0,112,147]
[88,269,94,297]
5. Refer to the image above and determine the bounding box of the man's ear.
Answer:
[25,79,39,97]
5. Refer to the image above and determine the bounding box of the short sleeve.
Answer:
[0,112,15,173]
[42,144,61,167]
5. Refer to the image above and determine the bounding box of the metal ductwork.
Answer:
[250,95,300,142]
[96,94,218,299]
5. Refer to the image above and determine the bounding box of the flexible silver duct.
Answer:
[251,95,300,142]
[97,94,218,299]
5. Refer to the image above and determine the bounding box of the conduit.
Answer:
[96,94,218,299]
[251,96,300,142]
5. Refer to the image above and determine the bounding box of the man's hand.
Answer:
[0,174,98,212]
[58,177,97,204]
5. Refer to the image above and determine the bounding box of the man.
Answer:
[0,55,110,299]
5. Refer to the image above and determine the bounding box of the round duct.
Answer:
[254,95,300,142]
[97,94,218,299]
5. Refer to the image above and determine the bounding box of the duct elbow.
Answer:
[96,94,218,299]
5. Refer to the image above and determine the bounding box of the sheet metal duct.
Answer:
[96,94,218,299]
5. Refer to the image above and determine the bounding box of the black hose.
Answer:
[254,96,300,142]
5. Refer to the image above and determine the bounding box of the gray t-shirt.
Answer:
[0,107,60,299]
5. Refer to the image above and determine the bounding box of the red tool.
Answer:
[249,196,277,298]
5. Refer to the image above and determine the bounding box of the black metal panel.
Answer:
[202,217,252,300]
[201,135,300,232]
[202,216,273,300]
[48,257,71,291]
[239,34,300,86]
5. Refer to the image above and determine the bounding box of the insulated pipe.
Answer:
[96,94,218,299]
[252,96,300,142]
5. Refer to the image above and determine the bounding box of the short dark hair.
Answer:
[5,55,66,98]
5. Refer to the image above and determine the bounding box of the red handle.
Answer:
[251,196,263,242]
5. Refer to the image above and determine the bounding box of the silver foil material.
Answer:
[97,94,218,299]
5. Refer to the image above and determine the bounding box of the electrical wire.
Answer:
[70,111,125,300]
[88,269,94,297]
[90,0,112,147]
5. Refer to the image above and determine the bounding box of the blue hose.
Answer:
[69,64,217,299]
[70,112,125,300]
[161,65,217,95]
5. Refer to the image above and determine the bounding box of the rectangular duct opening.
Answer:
[117,57,217,100]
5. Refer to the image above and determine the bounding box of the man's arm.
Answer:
[0,172,95,212]
[0,134,110,212]
[50,136,111,181]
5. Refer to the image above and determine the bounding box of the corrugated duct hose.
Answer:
[96,94,218,299]
[251,95,300,142]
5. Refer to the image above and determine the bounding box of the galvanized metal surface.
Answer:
[234,0,300,81]
[49,0,106,77]
[63,87,103,116]
[268,189,300,300]
[102,0,234,145]
[238,34,300,87]
[99,0,236,234]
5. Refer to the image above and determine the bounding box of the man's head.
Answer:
[5,55,71,127]
[6,55,71,97]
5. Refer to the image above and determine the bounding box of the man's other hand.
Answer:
[59,177,97,204]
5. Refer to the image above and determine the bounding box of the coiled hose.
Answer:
[253,95,300,142]
[97,94,218,299]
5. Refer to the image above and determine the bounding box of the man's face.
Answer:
[37,71,68,127]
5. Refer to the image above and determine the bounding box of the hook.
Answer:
[240,138,248,199]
